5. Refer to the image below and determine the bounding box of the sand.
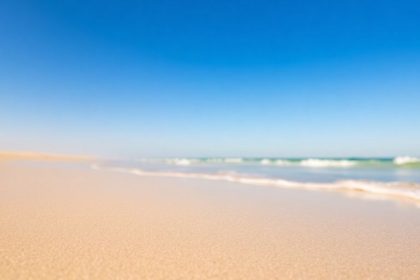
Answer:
[1,159,420,279]
[0,151,94,162]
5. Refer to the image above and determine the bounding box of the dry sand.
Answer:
[1,159,420,279]
[0,151,94,162]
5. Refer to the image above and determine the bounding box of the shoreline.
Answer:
[94,165,420,208]
[1,160,420,278]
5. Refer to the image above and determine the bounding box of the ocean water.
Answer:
[94,157,420,205]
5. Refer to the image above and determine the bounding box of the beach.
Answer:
[1,157,420,279]
[3,0,419,278]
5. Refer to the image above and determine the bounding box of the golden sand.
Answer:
[0,151,94,162]
[1,161,420,279]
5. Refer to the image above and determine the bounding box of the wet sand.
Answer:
[1,161,420,279]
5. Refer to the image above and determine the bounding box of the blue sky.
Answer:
[1,0,419,157]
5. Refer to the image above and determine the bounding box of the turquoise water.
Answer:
[110,157,420,182]
[96,157,420,204]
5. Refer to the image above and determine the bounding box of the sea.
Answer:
[93,157,420,205]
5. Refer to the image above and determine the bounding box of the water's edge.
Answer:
[92,164,420,208]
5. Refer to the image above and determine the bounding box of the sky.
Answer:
[0,0,419,157]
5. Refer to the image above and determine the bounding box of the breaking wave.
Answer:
[160,157,420,168]
[394,156,420,166]
[300,159,356,168]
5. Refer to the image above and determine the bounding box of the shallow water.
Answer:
[97,157,420,205]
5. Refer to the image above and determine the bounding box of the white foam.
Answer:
[394,156,420,165]
[166,158,193,166]
[224,158,243,163]
[275,159,293,166]
[260,159,292,166]
[260,159,272,165]
[300,159,356,168]
[97,166,420,206]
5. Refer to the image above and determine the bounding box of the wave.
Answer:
[223,158,244,163]
[165,157,357,167]
[161,157,420,168]
[92,165,420,206]
[166,157,244,166]
[163,157,362,168]
[300,159,356,168]
[394,156,420,166]
[165,158,194,166]
[260,159,292,166]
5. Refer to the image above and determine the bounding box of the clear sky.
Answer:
[1,0,419,157]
